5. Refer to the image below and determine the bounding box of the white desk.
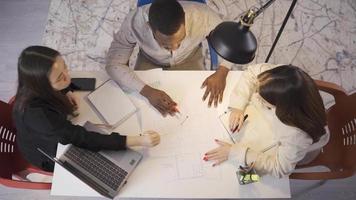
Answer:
[51,70,291,199]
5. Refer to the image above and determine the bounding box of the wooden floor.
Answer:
[0,0,355,199]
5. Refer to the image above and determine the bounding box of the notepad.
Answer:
[86,80,138,128]
[218,110,237,143]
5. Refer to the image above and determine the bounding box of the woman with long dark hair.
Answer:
[13,46,160,172]
[204,63,329,178]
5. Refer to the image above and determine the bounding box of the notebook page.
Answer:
[87,80,137,126]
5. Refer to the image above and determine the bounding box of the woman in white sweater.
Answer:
[204,63,329,178]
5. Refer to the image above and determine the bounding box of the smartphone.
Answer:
[71,78,96,91]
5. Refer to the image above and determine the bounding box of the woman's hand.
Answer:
[204,139,232,166]
[229,108,245,133]
[139,130,161,147]
[127,131,161,148]
[66,91,79,110]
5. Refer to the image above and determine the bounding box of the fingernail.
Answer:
[214,139,218,142]
[204,153,207,156]
[212,164,216,167]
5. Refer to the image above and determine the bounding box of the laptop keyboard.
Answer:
[64,146,128,190]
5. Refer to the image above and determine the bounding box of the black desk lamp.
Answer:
[208,0,298,64]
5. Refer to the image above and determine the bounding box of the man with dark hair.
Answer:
[148,0,185,36]
[106,0,232,116]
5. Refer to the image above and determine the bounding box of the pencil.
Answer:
[232,114,248,133]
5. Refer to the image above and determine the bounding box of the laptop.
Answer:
[38,122,142,199]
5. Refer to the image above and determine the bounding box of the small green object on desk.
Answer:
[237,166,260,185]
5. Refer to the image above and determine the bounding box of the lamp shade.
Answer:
[207,21,257,64]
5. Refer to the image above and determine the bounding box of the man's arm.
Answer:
[106,11,177,116]
[106,11,146,92]
[200,5,234,107]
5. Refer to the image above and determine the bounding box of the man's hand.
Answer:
[201,66,229,107]
[140,85,177,116]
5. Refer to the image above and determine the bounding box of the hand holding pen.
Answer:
[229,108,248,133]
[174,106,189,125]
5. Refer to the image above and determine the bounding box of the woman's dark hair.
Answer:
[258,65,326,143]
[148,0,185,35]
[14,46,74,115]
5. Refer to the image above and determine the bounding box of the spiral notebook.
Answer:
[86,79,138,128]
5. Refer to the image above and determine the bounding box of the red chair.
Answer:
[8,96,15,106]
[290,80,356,179]
[0,100,52,189]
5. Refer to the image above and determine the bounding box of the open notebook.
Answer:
[86,80,138,128]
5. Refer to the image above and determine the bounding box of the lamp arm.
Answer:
[265,0,298,62]
[240,0,298,62]
[255,0,276,18]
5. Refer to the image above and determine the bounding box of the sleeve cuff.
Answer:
[134,80,146,93]
[229,144,248,166]
[60,83,74,95]
[112,132,127,150]
[229,93,248,111]
[219,58,233,70]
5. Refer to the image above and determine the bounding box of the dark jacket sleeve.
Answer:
[60,83,75,95]
[24,106,127,152]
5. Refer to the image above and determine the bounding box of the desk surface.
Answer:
[51,70,291,199]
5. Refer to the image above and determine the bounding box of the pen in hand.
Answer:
[232,114,248,133]
[174,105,183,118]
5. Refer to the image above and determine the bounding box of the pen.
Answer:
[174,105,183,118]
[174,105,181,114]
[232,114,248,133]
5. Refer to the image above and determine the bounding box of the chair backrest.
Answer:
[0,100,52,189]
[292,80,356,179]
[317,80,356,170]
[0,100,24,179]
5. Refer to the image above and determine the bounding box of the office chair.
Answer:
[290,80,356,180]
[0,100,52,189]
[137,0,219,70]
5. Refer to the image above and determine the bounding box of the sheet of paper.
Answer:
[139,101,224,181]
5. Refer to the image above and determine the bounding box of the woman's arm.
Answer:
[229,129,313,178]
[229,63,276,111]
[24,106,128,151]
